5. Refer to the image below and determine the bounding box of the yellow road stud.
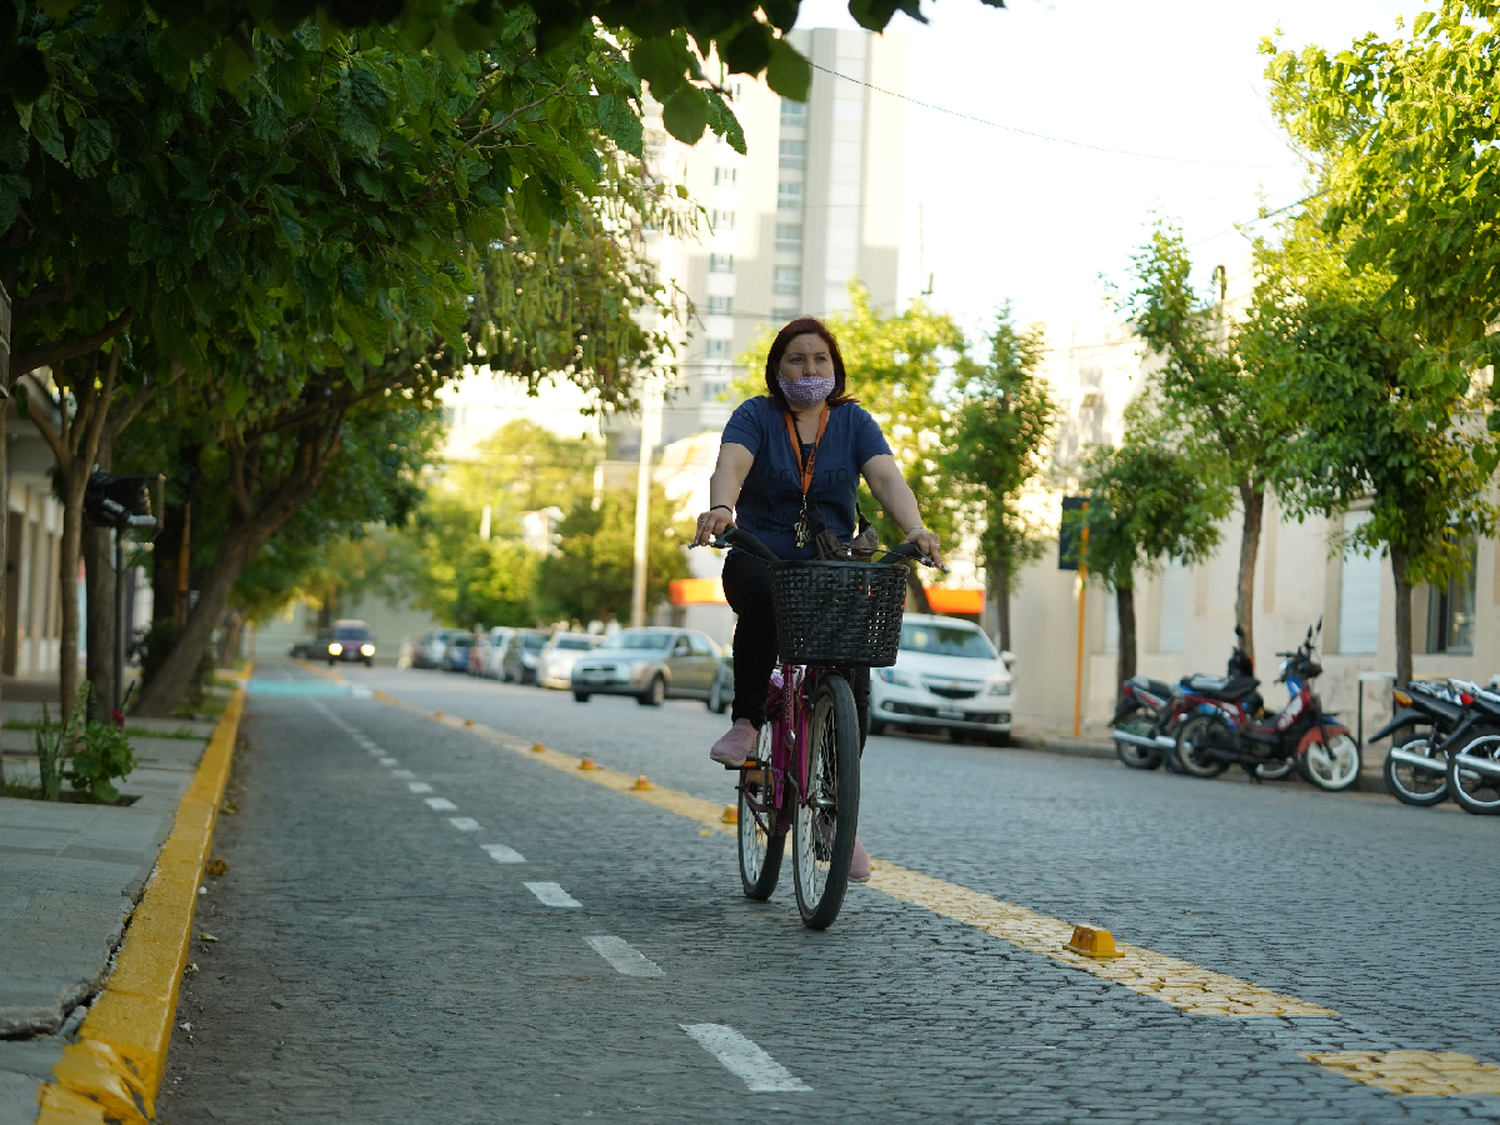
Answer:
[633,776,653,790]
[532,742,546,753]
[1064,924,1125,959]
[579,757,597,770]
[721,805,738,824]
[464,719,475,726]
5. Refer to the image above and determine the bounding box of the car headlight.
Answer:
[988,678,1011,696]
[877,668,918,688]
[360,644,375,656]
[328,643,343,655]
[631,660,655,677]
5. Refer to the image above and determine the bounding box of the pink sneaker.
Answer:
[849,836,871,882]
[710,719,759,767]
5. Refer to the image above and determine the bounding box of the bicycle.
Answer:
[706,527,941,930]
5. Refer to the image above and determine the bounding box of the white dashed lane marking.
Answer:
[448,817,481,832]
[586,936,664,978]
[424,797,458,811]
[680,1024,811,1092]
[379,757,398,766]
[524,882,580,908]
[482,844,525,863]
[390,769,415,779]
[408,782,434,793]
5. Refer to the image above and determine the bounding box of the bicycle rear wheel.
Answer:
[793,675,860,930]
[739,720,784,899]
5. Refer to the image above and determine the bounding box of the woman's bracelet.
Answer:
[905,524,929,537]
[710,504,732,515]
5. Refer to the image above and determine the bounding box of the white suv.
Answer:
[868,614,1014,745]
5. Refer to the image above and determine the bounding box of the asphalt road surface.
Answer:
[158,659,1500,1123]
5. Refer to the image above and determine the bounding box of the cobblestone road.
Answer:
[159,660,1500,1123]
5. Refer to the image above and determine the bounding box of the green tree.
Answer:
[1245,213,1500,685]
[1068,405,1231,684]
[536,486,689,623]
[944,308,1058,650]
[1263,3,1500,365]
[1125,220,1290,667]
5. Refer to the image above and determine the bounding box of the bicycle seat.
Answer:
[1126,675,1175,699]
[1180,673,1261,702]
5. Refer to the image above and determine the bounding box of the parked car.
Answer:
[290,632,330,660]
[325,620,376,666]
[412,629,455,670]
[441,632,476,672]
[868,613,1014,745]
[503,630,549,684]
[481,627,516,679]
[468,632,491,675]
[536,632,603,689]
[570,628,722,706]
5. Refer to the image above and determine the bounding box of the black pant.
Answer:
[721,551,869,745]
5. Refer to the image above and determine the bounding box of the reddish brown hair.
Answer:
[762,317,858,410]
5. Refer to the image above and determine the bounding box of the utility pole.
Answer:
[0,283,10,789]
[630,378,662,628]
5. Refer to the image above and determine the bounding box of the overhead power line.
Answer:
[811,62,1299,171]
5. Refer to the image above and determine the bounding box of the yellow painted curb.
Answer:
[37,681,248,1122]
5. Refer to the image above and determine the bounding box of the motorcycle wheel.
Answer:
[1382,735,1449,807]
[1174,714,1232,778]
[1114,719,1163,770]
[1446,733,1500,815]
[1297,731,1362,791]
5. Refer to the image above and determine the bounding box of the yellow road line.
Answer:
[38,680,249,1124]
[353,683,1500,1099]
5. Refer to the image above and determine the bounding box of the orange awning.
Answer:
[924,587,985,615]
[670,577,729,606]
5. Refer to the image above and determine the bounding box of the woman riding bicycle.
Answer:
[691,318,944,875]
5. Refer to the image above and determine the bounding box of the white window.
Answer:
[708,253,734,274]
[1339,510,1381,654]
[707,296,733,316]
[1157,561,1186,654]
[714,166,738,186]
[779,140,806,169]
[771,306,799,322]
[775,224,802,252]
[777,182,803,210]
[711,209,736,230]
[772,266,801,296]
[707,339,733,358]
[780,98,806,126]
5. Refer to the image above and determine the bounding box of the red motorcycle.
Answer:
[1174,623,1362,791]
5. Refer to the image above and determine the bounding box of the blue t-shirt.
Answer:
[722,396,893,561]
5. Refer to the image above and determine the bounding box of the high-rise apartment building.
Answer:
[642,28,907,446]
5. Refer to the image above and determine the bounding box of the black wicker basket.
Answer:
[769,559,909,667]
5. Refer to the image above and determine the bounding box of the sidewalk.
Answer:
[0,695,240,1124]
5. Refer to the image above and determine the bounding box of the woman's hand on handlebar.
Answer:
[693,506,735,547]
[904,526,944,569]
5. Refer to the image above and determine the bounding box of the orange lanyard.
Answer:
[782,405,829,498]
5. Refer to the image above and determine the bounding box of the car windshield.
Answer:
[332,625,369,640]
[451,635,473,647]
[523,635,546,651]
[899,623,998,659]
[597,632,672,651]
[557,637,593,650]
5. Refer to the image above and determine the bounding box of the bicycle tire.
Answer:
[793,675,860,930]
[738,721,784,900]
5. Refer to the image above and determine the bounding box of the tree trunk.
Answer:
[905,566,931,613]
[134,520,261,716]
[993,558,1011,652]
[0,410,7,790]
[56,464,89,720]
[1390,542,1413,687]
[151,499,186,627]
[1235,481,1264,669]
[1117,582,1137,686]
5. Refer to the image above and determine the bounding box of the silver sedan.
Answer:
[570,628,723,707]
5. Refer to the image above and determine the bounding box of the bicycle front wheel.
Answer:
[739,720,784,900]
[793,675,861,930]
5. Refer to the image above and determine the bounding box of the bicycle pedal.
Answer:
[726,758,764,771]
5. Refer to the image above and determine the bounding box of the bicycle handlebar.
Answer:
[697,526,947,572]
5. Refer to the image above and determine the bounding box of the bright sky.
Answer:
[793,0,1420,346]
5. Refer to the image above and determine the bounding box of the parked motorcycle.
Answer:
[1442,680,1500,815]
[1368,680,1469,807]
[1175,623,1361,791]
[1109,628,1258,771]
